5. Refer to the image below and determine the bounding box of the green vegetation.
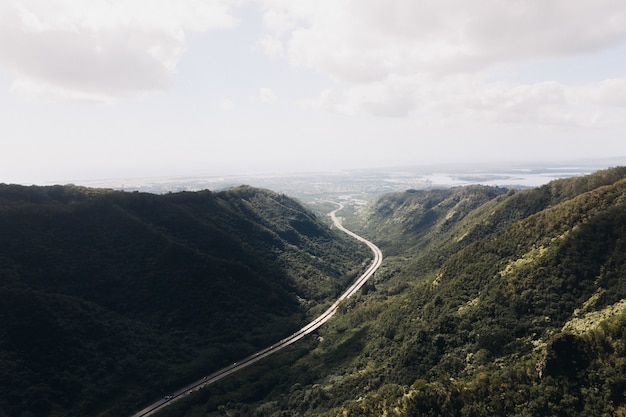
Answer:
[5,166,626,417]
[164,167,626,417]
[0,184,368,416]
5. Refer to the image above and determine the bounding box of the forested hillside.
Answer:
[188,166,626,417]
[0,184,368,417]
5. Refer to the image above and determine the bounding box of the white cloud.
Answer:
[259,0,626,80]
[300,72,626,128]
[451,77,626,128]
[220,98,235,109]
[256,34,284,58]
[257,87,278,103]
[0,0,240,101]
[299,75,421,117]
[258,0,626,127]
[461,81,574,126]
[584,78,626,107]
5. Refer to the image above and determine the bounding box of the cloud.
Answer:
[299,75,420,117]
[256,34,284,58]
[461,80,573,126]
[300,73,626,128]
[0,0,239,101]
[452,77,626,128]
[584,78,626,107]
[247,87,278,105]
[259,0,626,80]
[259,0,626,126]
[220,98,235,109]
[256,87,278,103]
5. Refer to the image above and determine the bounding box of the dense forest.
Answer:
[4,166,626,417]
[156,166,626,417]
[0,184,368,417]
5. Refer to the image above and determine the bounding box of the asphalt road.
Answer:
[129,202,383,417]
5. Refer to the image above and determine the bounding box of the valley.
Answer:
[2,165,626,416]
[0,185,368,416]
[150,166,626,417]
[130,203,383,417]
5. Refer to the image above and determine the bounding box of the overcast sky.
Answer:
[1,0,626,184]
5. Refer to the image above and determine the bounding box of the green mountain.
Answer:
[188,166,626,417]
[0,184,368,417]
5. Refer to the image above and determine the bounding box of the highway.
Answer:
[129,202,383,417]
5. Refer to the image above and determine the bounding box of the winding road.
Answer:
[129,202,383,417]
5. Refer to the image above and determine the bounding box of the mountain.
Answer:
[0,184,368,417]
[188,166,626,417]
[355,184,509,257]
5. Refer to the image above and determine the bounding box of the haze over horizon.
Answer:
[1,1,625,184]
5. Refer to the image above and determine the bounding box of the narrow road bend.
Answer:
[130,202,383,417]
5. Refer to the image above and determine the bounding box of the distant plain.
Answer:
[71,158,626,201]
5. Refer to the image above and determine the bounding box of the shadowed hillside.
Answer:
[0,184,368,417]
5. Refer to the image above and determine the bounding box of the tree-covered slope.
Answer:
[0,184,367,417]
[356,185,509,256]
[194,167,626,417]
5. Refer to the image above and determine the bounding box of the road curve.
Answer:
[129,202,383,417]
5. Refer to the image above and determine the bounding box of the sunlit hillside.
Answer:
[181,166,626,417]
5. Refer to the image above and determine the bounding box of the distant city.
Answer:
[72,158,626,203]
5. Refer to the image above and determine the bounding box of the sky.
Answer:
[1,0,626,184]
